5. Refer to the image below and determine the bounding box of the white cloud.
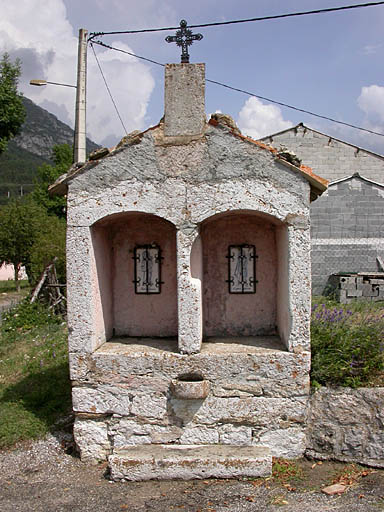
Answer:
[362,44,382,56]
[349,84,384,154]
[87,41,155,144]
[0,0,155,146]
[275,85,384,157]
[237,97,293,140]
[358,85,384,123]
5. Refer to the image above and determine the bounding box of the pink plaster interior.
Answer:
[93,212,177,338]
[201,212,279,338]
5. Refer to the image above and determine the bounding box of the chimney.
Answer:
[164,63,206,137]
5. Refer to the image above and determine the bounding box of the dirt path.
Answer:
[0,289,29,325]
[0,289,27,309]
[1,433,383,512]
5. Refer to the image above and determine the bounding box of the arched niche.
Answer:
[200,210,290,347]
[91,211,178,340]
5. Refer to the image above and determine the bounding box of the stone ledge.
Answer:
[305,449,384,469]
[108,444,271,481]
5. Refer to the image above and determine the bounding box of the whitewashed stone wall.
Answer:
[72,345,310,463]
[66,122,313,355]
[65,119,315,463]
[61,64,322,469]
[306,387,384,468]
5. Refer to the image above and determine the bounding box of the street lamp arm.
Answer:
[29,28,87,164]
[30,79,76,88]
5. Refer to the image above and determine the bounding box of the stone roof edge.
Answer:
[49,119,328,199]
[330,172,384,188]
[49,123,160,196]
[260,122,384,161]
[208,118,328,199]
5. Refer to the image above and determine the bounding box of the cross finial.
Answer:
[165,20,203,64]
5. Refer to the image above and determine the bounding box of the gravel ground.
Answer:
[1,432,384,512]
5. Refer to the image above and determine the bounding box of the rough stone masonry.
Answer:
[51,62,327,480]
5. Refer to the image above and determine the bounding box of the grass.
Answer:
[0,300,70,448]
[0,279,29,293]
[311,297,384,388]
[250,458,304,503]
[272,458,303,482]
[0,294,382,449]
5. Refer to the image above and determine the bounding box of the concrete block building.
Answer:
[51,64,327,480]
[262,124,384,295]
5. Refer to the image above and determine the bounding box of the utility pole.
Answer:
[74,28,88,163]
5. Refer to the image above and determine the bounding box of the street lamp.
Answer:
[29,28,88,163]
[30,79,76,88]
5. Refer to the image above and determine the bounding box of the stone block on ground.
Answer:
[108,444,271,481]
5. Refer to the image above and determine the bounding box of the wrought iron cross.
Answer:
[165,20,203,63]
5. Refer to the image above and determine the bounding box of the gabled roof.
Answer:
[329,172,384,188]
[208,116,328,199]
[260,122,384,161]
[49,126,156,196]
[49,117,328,200]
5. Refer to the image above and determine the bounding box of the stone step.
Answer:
[108,444,271,481]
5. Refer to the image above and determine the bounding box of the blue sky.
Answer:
[1,0,384,155]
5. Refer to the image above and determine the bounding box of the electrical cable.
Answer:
[205,79,384,137]
[90,42,128,135]
[91,39,384,138]
[93,41,166,67]
[88,1,384,40]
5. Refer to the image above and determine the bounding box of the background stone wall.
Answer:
[306,387,384,468]
[262,126,384,295]
[262,124,384,183]
[311,176,384,294]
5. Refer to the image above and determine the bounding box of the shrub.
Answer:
[311,300,384,388]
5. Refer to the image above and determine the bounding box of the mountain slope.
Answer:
[0,97,99,203]
[13,97,99,160]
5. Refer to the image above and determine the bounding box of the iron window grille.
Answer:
[226,244,257,294]
[133,245,163,294]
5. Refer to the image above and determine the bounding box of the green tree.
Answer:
[32,143,72,219]
[29,214,66,285]
[52,144,73,169]
[0,199,41,290]
[0,198,66,291]
[0,53,25,154]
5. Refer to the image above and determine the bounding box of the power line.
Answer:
[91,39,384,138]
[93,40,166,67]
[90,42,128,136]
[88,1,384,39]
[205,79,384,137]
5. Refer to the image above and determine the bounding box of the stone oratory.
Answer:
[51,62,327,481]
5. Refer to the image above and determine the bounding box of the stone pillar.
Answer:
[67,225,108,354]
[286,224,311,352]
[177,223,203,354]
[164,63,205,137]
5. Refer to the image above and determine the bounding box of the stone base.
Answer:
[108,444,271,481]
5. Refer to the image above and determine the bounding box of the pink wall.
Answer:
[109,213,178,337]
[0,264,26,281]
[201,212,277,337]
